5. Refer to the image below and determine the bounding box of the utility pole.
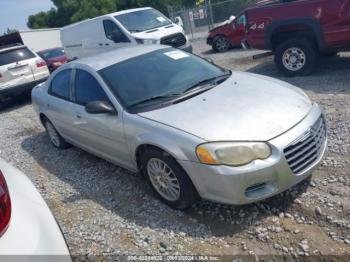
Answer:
[205,0,214,30]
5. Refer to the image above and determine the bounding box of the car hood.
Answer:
[131,24,184,40]
[138,72,312,142]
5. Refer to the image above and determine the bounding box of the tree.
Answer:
[27,0,257,28]
[3,28,18,36]
[27,0,118,28]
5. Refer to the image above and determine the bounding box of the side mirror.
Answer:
[110,30,123,43]
[85,101,116,115]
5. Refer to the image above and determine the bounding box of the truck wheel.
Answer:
[274,38,317,77]
[141,148,199,209]
[213,36,231,53]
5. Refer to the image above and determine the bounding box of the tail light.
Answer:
[0,170,11,236]
[0,73,2,78]
[36,59,47,68]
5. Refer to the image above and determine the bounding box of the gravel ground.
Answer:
[0,40,350,261]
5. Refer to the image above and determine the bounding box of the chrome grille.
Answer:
[160,33,186,48]
[284,116,326,174]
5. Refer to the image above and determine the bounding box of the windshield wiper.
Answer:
[183,72,232,94]
[128,93,181,108]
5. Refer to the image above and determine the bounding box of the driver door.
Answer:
[232,14,246,45]
[69,68,132,169]
[102,19,132,51]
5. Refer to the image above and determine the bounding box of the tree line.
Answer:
[27,0,254,29]
[28,0,195,29]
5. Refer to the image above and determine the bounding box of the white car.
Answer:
[61,7,192,60]
[0,45,50,103]
[0,158,71,259]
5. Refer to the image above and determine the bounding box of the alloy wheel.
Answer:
[282,47,306,71]
[45,122,60,147]
[147,158,181,202]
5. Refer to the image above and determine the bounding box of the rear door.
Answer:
[0,47,36,89]
[46,69,76,139]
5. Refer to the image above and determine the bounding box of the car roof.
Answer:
[0,44,28,53]
[108,7,152,17]
[71,44,169,71]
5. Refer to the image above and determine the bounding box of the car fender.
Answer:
[265,18,325,51]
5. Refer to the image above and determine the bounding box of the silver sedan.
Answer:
[32,45,327,209]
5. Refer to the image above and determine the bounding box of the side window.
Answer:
[75,70,110,105]
[236,15,246,26]
[50,69,72,100]
[103,20,129,43]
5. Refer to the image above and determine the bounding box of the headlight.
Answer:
[136,38,158,45]
[196,142,271,166]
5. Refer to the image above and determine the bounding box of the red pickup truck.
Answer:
[242,0,350,76]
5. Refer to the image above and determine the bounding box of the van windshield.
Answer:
[115,9,172,33]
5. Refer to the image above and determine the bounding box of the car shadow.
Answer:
[22,131,310,238]
[0,92,32,112]
[247,54,350,94]
[201,46,243,56]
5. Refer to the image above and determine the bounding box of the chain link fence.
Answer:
[168,0,256,40]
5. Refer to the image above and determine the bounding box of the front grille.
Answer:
[284,116,326,174]
[160,33,186,48]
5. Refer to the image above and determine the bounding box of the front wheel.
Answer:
[274,38,318,77]
[213,36,231,53]
[141,149,199,209]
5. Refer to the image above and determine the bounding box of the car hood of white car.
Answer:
[131,24,184,41]
[139,72,313,142]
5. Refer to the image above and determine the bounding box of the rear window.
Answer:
[0,47,35,66]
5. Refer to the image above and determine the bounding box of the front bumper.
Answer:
[0,77,48,101]
[179,104,327,205]
[207,37,214,46]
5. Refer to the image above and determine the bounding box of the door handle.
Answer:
[76,115,82,119]
[98,43,103,46]
[105,43,110,46]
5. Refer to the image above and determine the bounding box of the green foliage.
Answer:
[3,28,18,36]
[28,0,118,28]
[27,0,255,29]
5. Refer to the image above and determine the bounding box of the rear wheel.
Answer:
[213,36,231,53]
[43,118,71,149]
[141,148,199,209]
[274,38,317,77]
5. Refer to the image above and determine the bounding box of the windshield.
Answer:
[38,48,65,59]
[115,9,172,32]
[99,48,228,110]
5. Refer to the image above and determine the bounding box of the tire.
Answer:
[274,38,318,77]
[141,148,199,209]
[212,36,231,53]
[43,118,71,149]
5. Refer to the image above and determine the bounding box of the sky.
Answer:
[0,0,54,34]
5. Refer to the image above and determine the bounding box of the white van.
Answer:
[61,7,192,60]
